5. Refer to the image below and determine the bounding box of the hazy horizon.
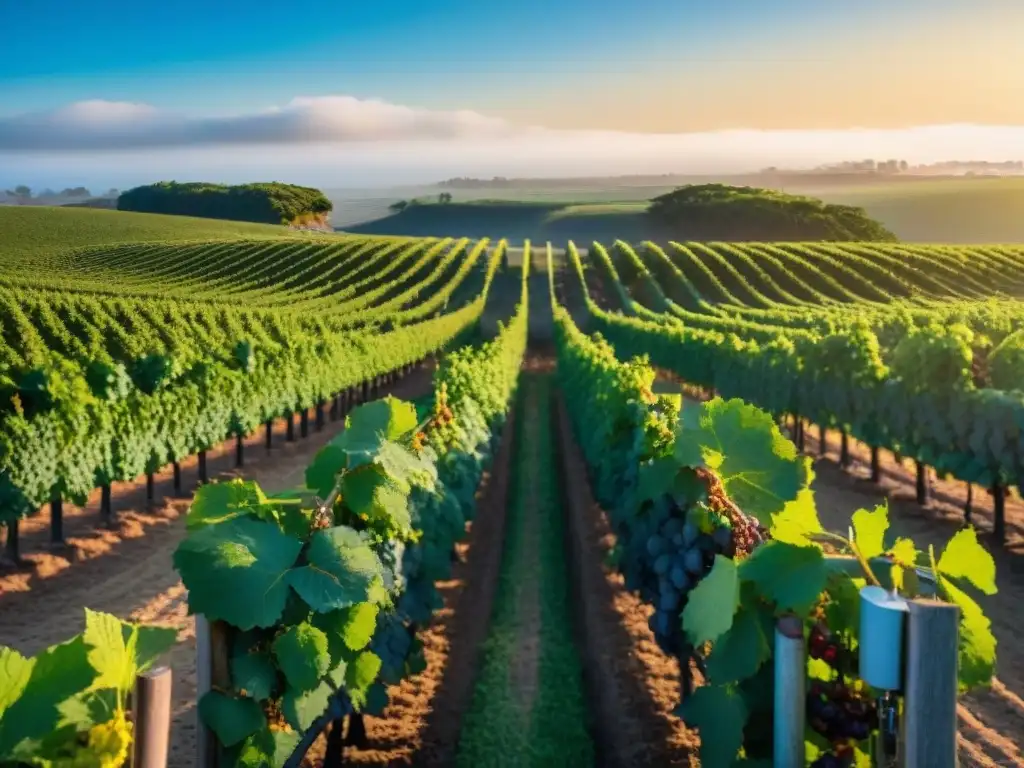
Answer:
[2,1,1021,191]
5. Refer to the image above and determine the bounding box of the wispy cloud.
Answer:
[0,96,523,150]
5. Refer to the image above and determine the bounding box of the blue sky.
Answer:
[1,0,1020,187]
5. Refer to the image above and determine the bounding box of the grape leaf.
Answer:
[333,398,418,469]
[0,636,95,755]
[186,480,269,530]
[343,468,411,531]
[739,541,828,615]
[769,488,822,546]
[851,505,889,560]
[363,681,390,716]
[230,652,277,701]
[938,528,997,596]
[306,445,346,498]
[314,603,380,654]
[83,610,173,698]
[674,398,807,524]
[940,576,997,690]
[174,517,303,630]
[273,623,331,693]
[197,691,266,748]
[682,556,740,646]
[676,684,746,768]
[704,605,770,684]
[0,648,34,718]
[237,727,300,768]
[286,526,384,613]
[345,651,383,710]
[282,679,333,732]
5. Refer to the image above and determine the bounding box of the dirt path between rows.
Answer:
[553,390,700,767]
[0,365,436,768]
[338,406,518,767]
[508,379,543,716]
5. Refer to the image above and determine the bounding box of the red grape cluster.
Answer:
[807,624,877,767]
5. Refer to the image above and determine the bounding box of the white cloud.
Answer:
[0,96,523,150]
[1,96,1023,188]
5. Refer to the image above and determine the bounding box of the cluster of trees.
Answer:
[388,192,453,213]
[116,181,333,225]
[648,184,897,242]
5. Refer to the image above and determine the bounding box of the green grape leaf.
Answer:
[187,480,269,530]
[313,603,380,654]
[132,624,178,675]
[823,573,862,641]
[739,541,828,615]
[230,652,277,701]
[770,488,823,546]
[282,679,333,732]
[0,636,95,755]
[286,526,384,613]
[333,398,419,469]
[363,681,390,716]
[0,648,34,718]
[674,398,807,523]
[342,468,411,531]
[237,727,300,768]
[273,623,331,693]
[851,505,889,560]
[306,445,347,498]
[940,576,997,690]
[374,442,437,491]
[82,610,174,698]
[676,684,746,768]
[682,556,740,647]
[345,651,383,710]
[704,605,771,684]
[174,517,303,630]
[197,690,266,747]
[937,528,997,596]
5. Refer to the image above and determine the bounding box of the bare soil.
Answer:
[0,365,436,768]
[553,391,700,767]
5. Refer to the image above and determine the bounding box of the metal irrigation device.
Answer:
[773,555,959,768]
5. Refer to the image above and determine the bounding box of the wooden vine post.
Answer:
[50,494,64,546]
[914,461,929,506]
[992,483,1006,543]
[132,666,173,768]
[901,600,959,767]
[774,615,806,767]
[265,420,273,451]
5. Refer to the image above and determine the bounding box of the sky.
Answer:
[1,0,1022,189]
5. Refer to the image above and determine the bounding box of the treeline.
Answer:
[117,181,333,225]
[648,184,897,241]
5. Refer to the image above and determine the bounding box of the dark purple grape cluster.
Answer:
[806,678,877,766]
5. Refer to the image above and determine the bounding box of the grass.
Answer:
[457,374,594,767]
[0,205,309,264]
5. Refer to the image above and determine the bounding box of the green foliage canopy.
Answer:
[648,183,898,242]
[117,181,333,225]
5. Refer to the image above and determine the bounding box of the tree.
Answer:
[59,187,91,198]
[104,188,120,198]
[5,185,31,201]
[437,192,453,204]
[389,200,409,213]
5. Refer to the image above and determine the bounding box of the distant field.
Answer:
[332,176,1024,243]
[341,200,651,242]
[0,205,305,264]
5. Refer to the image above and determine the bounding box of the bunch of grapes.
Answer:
[628,471,764,659]
[806,623,876,768]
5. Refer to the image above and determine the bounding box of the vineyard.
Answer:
[0,212,1021,767]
